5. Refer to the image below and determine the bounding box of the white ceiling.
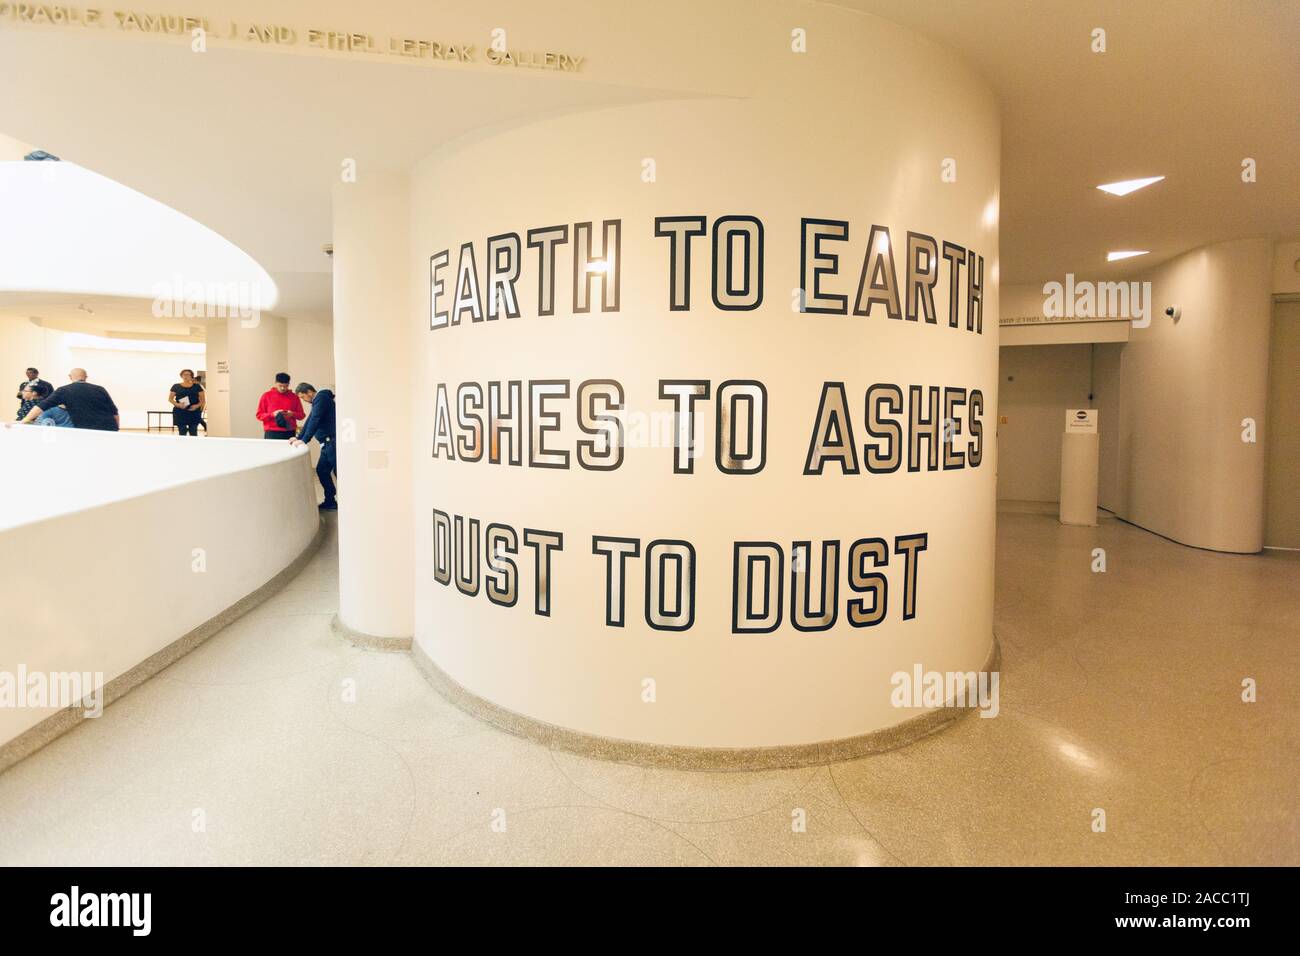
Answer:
[0,28,677,324]
[1,0,1295,328]
[832,0,1300,282]
[0,293,210,339]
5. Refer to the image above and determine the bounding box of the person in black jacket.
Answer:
[290,383,337,511]
[18,369,118,430]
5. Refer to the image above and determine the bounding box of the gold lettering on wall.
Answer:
[0,6,587,72]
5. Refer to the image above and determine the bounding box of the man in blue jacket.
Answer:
[290,382,337,511]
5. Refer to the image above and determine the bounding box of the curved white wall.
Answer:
[0,428,318,746]
[1113,238,1272,552]
[332,175,414,641]
[405,7,999,748]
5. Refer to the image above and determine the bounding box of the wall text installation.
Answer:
[425,214,990,636]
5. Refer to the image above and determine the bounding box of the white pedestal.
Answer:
[1060,432,1100,526]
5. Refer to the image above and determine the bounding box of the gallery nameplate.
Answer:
[0,6,586,72]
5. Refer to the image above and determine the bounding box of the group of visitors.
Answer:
[13,367,120,430]
[10,365,337,512]
[259,372,338,512]
[12,366,202,432]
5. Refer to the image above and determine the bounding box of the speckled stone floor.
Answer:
[0,509,1295,866]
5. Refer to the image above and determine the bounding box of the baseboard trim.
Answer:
[0,516,327,776]
[330,614,412,652]
[409,636,1001,772]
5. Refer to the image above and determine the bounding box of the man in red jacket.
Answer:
[256,372,304,439]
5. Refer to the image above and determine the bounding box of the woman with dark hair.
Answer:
[168,368,205,436]
[16,381,41,421]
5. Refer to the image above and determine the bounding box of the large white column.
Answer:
[226,312,286,439]
[202,318,230,437]
[407,9,1000,753]
[332,174,413,639]
[1115,237,1273,552]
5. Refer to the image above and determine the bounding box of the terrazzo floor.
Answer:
[1,509,1295,866]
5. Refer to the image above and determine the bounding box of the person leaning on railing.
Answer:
[16,381,41,421]
[289,382,337,512]
[16,369,117,431]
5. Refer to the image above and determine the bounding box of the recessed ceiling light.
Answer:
[1097,176,1165,196]
[1106,250,1149,262]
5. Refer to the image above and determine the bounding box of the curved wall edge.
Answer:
[405,3,1000,750]
[1114,237,1273,553]
[409,634,1000,771]
[331,613,413,653]
[0,431,321,749]
[0,516,325,774]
